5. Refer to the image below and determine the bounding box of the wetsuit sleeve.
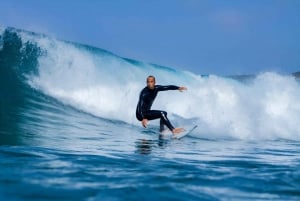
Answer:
[136,91,145,119]
[156,85,180,91]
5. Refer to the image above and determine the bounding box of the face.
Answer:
[147,77,155,90]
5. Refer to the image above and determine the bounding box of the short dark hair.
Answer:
[147,75,156,82]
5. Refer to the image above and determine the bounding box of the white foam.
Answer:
[22,32,300,140]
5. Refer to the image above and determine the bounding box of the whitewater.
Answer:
[1,27,300,200]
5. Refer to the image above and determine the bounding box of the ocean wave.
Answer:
[1,27,300,140]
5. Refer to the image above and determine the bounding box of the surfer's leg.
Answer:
[160,118,165,132]
[144,110,175,132]
[160,111,175,131]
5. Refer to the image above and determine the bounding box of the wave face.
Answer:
[1,27,300,141]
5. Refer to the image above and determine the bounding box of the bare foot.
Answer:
[172,127,185,134]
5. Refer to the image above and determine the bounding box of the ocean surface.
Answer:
[1,27,300,200]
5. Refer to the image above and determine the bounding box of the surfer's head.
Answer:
[146,75,156,90]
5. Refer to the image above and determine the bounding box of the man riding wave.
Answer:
[136,75,187,134]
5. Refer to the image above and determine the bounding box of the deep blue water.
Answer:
[1,27,300,200]
[1,122,300,200]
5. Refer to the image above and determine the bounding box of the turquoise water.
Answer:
[1,28,300,200]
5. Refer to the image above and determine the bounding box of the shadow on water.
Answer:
[135,135,169,155]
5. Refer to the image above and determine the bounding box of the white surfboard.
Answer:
[161,125,198,140]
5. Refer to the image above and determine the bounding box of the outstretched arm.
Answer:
[157,85,188,92]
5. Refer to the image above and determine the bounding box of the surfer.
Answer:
[136,75,187,134]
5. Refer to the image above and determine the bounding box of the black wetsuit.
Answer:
[136,85,179,132]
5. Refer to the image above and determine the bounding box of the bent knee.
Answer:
[160,111,167,116]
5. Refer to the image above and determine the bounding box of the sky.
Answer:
[0,0,299,75]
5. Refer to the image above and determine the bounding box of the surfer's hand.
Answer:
[142,119,148,128]
[179,86,187,92]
